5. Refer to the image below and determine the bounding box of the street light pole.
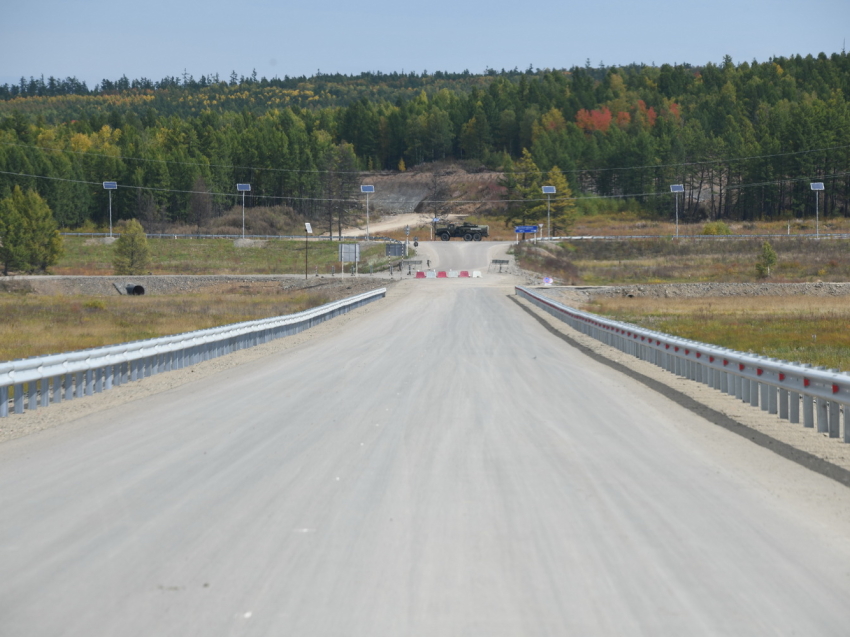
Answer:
[102,181,117,237]
[236,183,251,238]
[811,182,824,239]
[670,184,684,238]
[542,186,556,240]
[361,185,375,241]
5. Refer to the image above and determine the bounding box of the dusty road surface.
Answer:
[3,243,850,636]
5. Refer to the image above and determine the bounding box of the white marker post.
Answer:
[237,183,251,238]
[670,184,684,238]
[361,185,374,241]
[102,181,117,237]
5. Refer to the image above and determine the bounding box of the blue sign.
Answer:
[541,186,556,194]
[515,225,538,233]
[102,181,117,190]
[360,185,375,193]
[236,183,251,192]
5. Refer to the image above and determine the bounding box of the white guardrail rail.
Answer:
[0,288,386,418]
[517,286,850,443]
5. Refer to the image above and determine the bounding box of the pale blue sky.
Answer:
[1,0,848,87]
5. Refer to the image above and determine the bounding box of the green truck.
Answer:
[435,222,489,241]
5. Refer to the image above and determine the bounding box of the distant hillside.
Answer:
[1,54,849,230]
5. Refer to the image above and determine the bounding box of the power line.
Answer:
[3,167,844,205]
[1,139,849,177]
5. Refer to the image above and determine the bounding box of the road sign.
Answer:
[670,184,684,193]
[542,186,556,194]
[305,223,313,234]
[236,183,251,192]
[811,182,825,191]
[543,277,553,286]
[515,225,538,233]
[491,259,510,265]
[386,243,404,257]
[339,244,360,263]
[405,225,410,236]
[102,181,117,190]
[360,185,375,193]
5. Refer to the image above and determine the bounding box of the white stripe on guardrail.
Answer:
[0,288,386,417]
[516,286,850,443]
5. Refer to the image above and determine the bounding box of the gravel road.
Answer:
[2,245,850,635]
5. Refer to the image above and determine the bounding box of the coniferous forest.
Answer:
[1,53,849,229]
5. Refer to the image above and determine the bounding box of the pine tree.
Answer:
[113,219,151,275]
[0,186,63,274]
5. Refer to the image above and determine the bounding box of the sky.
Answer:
[1,0,848,87]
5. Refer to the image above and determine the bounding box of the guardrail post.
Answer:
[767,385,777,414]
[40,379,49,408]
[28,381,38,410]
[1,387,7,417]
[760,383,768,411]
[779,388,788,419]
[85,369,93,396]
[803,395,814,427]
[53,376,62,404]
[818,399,829,433]
[829,401,840,438]
[789,391,800,423]
[750,382,759,407]
[14,384,24,413]
[742,378,750,403]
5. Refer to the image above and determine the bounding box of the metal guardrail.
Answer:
[516,286,850,443]
[0,288,386,417]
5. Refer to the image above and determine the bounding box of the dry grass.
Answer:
[51,237,393,276]
[0,288,331,361]
[586,296,850,371]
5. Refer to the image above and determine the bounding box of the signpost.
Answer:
[514,225,538,244]
[670,184,684,238]
[237,183,251,238]
[361,185,374,240]
[339,243,360,277]
[102,181,117,237]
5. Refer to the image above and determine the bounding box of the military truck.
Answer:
[435,221,489,241]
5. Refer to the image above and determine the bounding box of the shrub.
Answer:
[701,221,732,235]
[755,240,778,278]
[113,219,151,275]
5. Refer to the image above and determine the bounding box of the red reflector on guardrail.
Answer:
[804,378,811,387]
[739,364,745,371]
[757,368,763,376]
[833,384,839,394]
[779,373,785,381]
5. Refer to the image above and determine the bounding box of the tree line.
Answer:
[0,52,849,231]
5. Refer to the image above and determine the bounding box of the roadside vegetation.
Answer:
[585,296,850,372]
[0,287,333,361]
[53,235,396,276]
[514,235,850,284]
